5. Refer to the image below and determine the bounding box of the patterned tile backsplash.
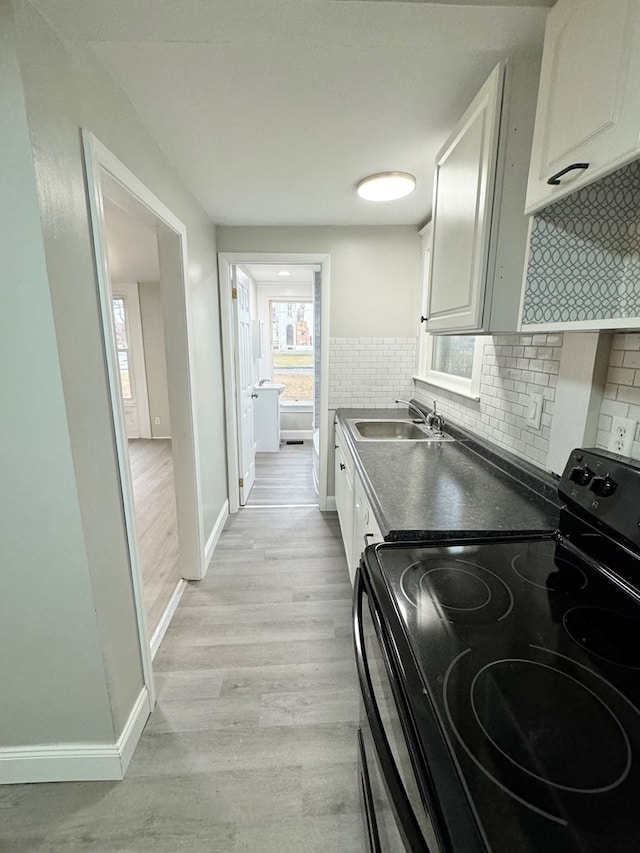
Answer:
[329,338,415,408]
[522,159,640,325]
[596,333,640,460]
[413,333,563,468]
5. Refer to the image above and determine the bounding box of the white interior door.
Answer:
[232,265,256,505]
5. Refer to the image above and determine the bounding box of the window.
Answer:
[271,300,314,401]
[417,333,484,399]
[112,297,132,400]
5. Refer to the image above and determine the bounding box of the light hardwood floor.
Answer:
[0,451,364,852]
[128,438,181,639]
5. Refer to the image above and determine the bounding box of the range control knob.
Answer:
[569,465,595,486]
[589,475,617,497]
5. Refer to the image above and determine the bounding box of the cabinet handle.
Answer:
[251,392,258,398]
[547,162,589,186]
[364,533,375,545]
[334,444,338,450]
[340,463,346,471]
[420,315,428,324]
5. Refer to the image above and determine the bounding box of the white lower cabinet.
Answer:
[353,475,383,571]
[334,431,355,581]
[334,421,384,584]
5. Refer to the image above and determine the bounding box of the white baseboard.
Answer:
[281,430,314,440]
[203,499,229,574]
[0,687,150,784]
[150,579,187,659]
[326,496,337,512]
[117,687,152,775]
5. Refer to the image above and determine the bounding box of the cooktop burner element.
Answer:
[564,607,640,669]
[420,567,491,611]
[441,642,640,831]
[400,558,514,624]
[511,546,588,592]
[470,658,631,793]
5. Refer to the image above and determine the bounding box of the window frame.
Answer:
[112,295,134,401]
[416,333,484,400]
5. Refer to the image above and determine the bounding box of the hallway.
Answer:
[0,484,363,850]
[245,441,318,506]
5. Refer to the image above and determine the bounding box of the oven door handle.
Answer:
[354,566,433,853]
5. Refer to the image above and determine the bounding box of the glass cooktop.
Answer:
[372,532,640,853]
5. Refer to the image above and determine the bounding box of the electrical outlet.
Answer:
[154,417,161,426]
[608,416,636,456]
[525,393,543,430]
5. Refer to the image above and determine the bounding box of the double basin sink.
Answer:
[347,418,454,442]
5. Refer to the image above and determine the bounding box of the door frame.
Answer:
[83,130,207,701]
[218,252,331,513]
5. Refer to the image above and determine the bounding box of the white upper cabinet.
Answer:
[526,0,640,213]
[427,54,541,335]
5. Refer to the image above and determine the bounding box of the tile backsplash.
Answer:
[414,333,563,468]
[596,332,640,459]
[329,337,415,408]
[333,330,640,473]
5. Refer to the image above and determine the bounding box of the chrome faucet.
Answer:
[395,399,428,427]
[258,378,270,385]
[426,400,445,434]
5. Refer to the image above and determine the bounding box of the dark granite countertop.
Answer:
[336,407,560,541]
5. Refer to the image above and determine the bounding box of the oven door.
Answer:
[354,566,440,853]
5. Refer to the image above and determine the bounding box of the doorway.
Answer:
[218,253,331,513]
[103,188,181,650]
[83,132,206,684]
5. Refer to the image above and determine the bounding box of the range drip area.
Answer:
[370,448,640,853]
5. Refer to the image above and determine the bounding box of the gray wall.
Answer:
[1,0,114,747]
[217,226,422,338]
[6,0,228,750]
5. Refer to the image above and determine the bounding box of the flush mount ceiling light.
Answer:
[356,171,416,202]
[278,270,291,276]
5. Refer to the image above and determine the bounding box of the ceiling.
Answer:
[31,0,552,227]
[242,263,316,285]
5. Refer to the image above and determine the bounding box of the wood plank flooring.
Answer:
[246,441,318,506]
[128,439,181,639]
[0,450,364,852]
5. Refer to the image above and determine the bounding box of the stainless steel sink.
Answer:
[348,419,454,441]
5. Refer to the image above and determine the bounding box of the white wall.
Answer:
[139,282,172,438]
[7,0,228,758]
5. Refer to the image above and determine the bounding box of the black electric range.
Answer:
[356,447,640,853]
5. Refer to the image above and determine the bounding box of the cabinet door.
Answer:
[334,436,355,582]
[353,474,383,570]
[427,64,503,333]
[526,0,640,212]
